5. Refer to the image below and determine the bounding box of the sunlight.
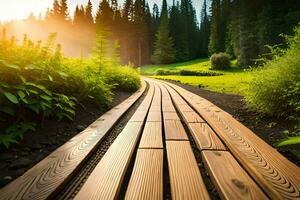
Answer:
[0,0,52,22]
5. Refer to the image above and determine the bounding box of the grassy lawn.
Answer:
[141,59,253,95]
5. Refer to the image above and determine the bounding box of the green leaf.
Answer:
[0,61,20,70]
[0,82,10,88]
[40,95,52,101]
[20,98,29,104]
[27,104,40,114]
[0,107,15,116]
[3,92,19,104]
[291,150,300,159]
[276,136,300,147]
[29,89,38,94]
[19,76,26,83]
[0,134,18,148]
[48,75,53,81]
[17,91,26,99]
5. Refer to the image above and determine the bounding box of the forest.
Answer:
[1,0,300,67]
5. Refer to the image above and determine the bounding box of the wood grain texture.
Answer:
[164,120,188,140]
[188,123,226,151]
[0,81,148,200]
[74,122,144,200]
[163,112,180,121]
[125,149,163,200]
[162,106,176,112]
[166,141,210,200]
[139,122,163,149]
[162,80,300,200]
[147,111,162,122]
[181,111,205,123]
[130,110,149,122]
[202,151,268,200]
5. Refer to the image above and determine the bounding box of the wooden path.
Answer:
[0,78,299,200]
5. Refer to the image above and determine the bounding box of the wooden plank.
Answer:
[177,104,194,112]
[150,105,161,112]
[163,112,180,121]
[0,81,148,200]
[164,120,188,140]
[139,122,163,149]
[125,149,163,200]
[166,141,210,200]
[147,111,162,122]
[74,122,144,200]
[181,111,205,123]
[162,80,300,199]
[130,110,148,122]
[202,151,268,200]
[162,105,176,112]
[188,123,226,151]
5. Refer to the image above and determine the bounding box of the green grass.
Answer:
[141,59,253,95]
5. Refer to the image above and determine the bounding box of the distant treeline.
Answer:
[0,0,299,67]
[205,0,300,67]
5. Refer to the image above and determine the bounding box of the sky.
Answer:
[0,0,202,23]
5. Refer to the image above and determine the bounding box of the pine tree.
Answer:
[199,0,210,57]
[220,0,230,52]
[123,0,134,21]
[59,0,69,21]
[52,0,60,20]
[152,0,175,64]
[169,1,182,61]
[208,0,222,55]
[85,0,94,26]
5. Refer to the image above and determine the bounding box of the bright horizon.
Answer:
[0,0,202,23]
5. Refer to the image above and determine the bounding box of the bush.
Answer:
[0,33,141,148]
[245,25,300,122]
[155,68,223,76]
[155,68,177,75]
[179,70,223,76]
[210,53,231,70]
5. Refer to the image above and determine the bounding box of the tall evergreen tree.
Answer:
[152,0,175,64]
[208,0,222,54]
[52,0,60,20]
[199,0,210,57]
[85,0,94,26]
[59,0,69,21]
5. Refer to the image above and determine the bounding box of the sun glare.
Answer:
[0,0,52,22]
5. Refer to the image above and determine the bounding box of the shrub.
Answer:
[210,53,231,70]
[179,70,223,76]
[155,68,177,75]
[245,25,300,123]
[103,65,141,92]
[0,34,141,148]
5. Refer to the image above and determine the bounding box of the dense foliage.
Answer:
[246,26,300,123]
[206,0,300,67]
[210,53,231,70]
[0,33,140,148]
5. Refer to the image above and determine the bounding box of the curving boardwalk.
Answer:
[0,78,299,200]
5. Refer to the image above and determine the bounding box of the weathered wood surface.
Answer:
[162,80,300,200]
[164,120,188,140]
[202,151,268,200]
[125,149,163,200]
[74,82,155,200]
[125,82,164,199]
[166,141,210,200]
[139,122,163,149]
[74,122,144,200]
[0,81,147,200]
[189,123,226,151]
